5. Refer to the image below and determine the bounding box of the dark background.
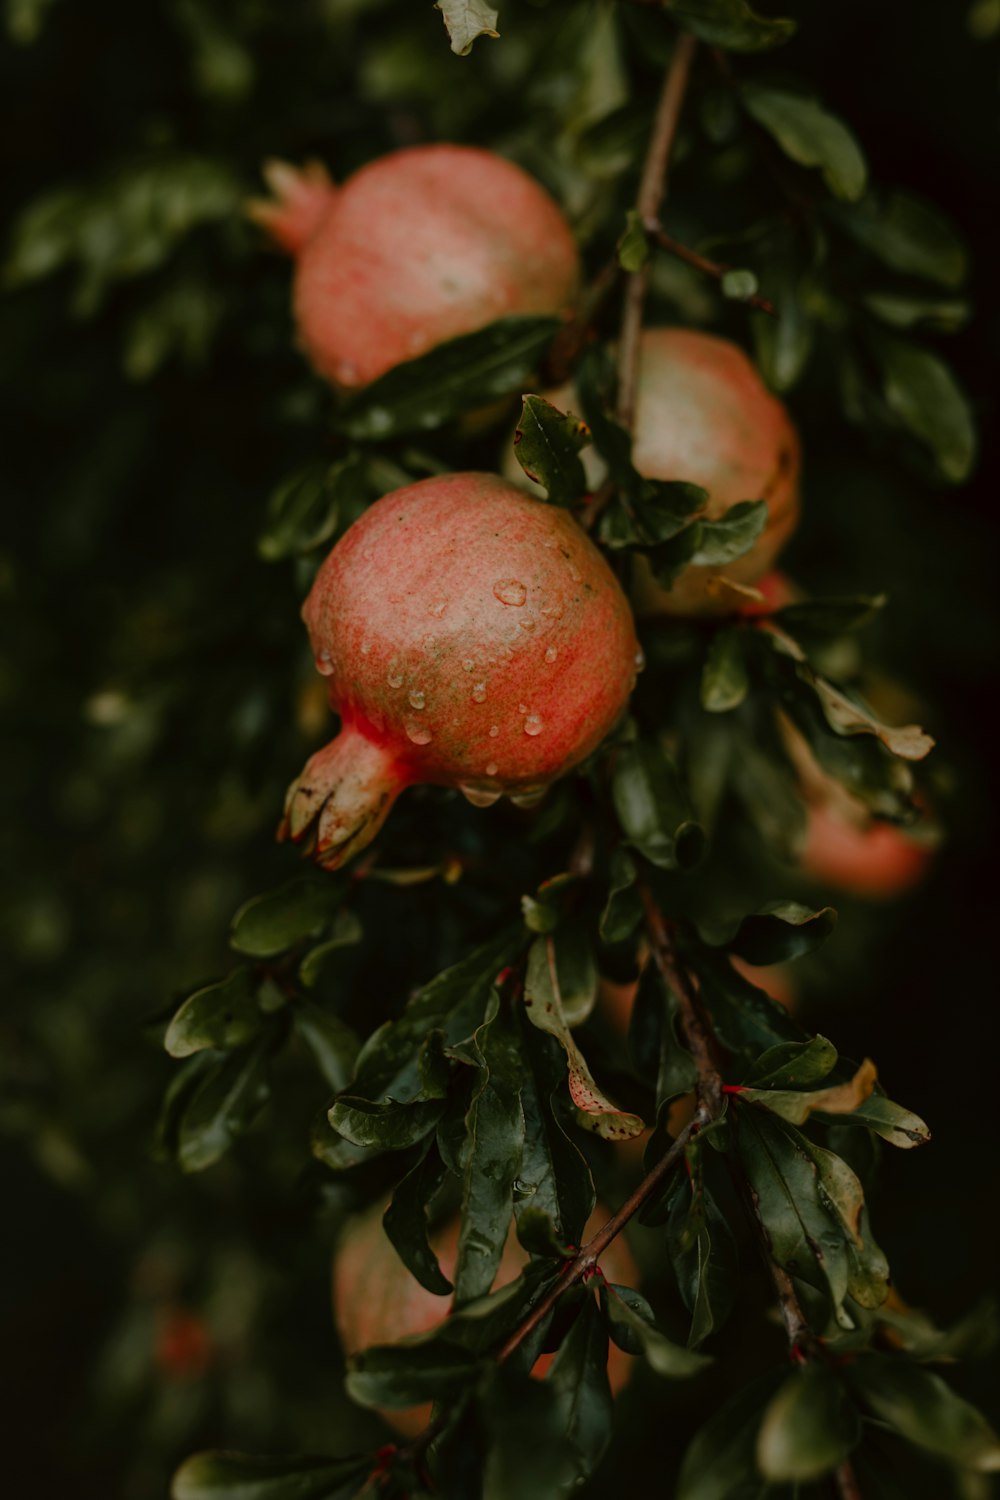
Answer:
[2,1,997,1495]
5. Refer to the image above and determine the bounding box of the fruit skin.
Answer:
[251,146,580,391]
[801,800,932,900]
[507,329,800,616]
[280,472,640,869]
[333,1198,638,1436]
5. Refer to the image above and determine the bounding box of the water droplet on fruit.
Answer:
[493,578,527,607]
[459,782,502,808]
[386,661,404,689]
[360,639,371,655]
[408,688,426,709]
[315,650,334,676]
[540,601,564,619]
[543,536,559,550]
[568,563,582,583]
[489,725,500,738]
[472,682,487,703]
[462,658,474,673]
[545,645,558,663]
[405,720,433,746]
[524,714,543,736]
[518,703,527,714]
[519,614,536,632]
[635,647,646,672]
[428,597,448,619]
[510,784,548,809]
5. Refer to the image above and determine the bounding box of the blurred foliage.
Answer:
[2,0,999,1496]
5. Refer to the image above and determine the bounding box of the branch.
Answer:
[647,225,777,317]
[617,31,698,428]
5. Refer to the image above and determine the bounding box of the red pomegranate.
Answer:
[509,329,800,616]
[333,1198,638,1435]
[280,473,640,869]
[250,146,580,391]
[802,801,933,901]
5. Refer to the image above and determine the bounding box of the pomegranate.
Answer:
[507,329,800,616]
[250,146,580,391]
[280,472,640,869]
[333,1198,638,1435]
[801,801,933,900]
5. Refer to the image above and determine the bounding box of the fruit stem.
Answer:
[277,721,407,870]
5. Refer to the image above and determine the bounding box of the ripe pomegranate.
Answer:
[802,801,933,900]
[250,147,580,391]
[507,329,800,616]
[333,1198,638,1435]
[280,473,640,869]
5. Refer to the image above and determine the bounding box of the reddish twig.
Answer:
[647,225,777,316]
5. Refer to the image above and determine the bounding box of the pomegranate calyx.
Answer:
[247,158,336,256]
[278,723,404,871]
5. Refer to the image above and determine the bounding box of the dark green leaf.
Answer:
[337,317,560,440]
[177,1039,272,1173]
[666,1181,739,1347]
[617,209,649,272]
[328,1095,445,1151]
[757,1363,860,1481]
[668,0,796,53]
[482,1365,580,1500]
[515,1015,595,1255]
[693,948,804,1060]
[346,1338,483,1410]
[743,84,867,201]
[676,1372,786,1500]
[452,998,525,1306]
[230,879,346,958]
[600,1281,711,1376]
[848,1356,1000,1471]
[298,911,363,988]
[547,1295,615,1473]
[699,901,837,965]
[513,395,591,508]
[172,1450,371,1500]
[744,1035,839,1089]
[257,457,362,563]
[690,500,768,566]
[293,1000,361,1093]
[612,738,705,870]
[165,969,262,1059]
[774,594,886,639]
[384,1141,453,1295]
[830,191,968,288]
[863,292,970,333]
[874,335,976,483]
[701,628,750,712]
[599,847,642,943]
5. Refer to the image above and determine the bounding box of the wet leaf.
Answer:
[515,1015,595,1254]
[513,395,590,507]
[612,738,705,870]
[384,1139,453,1294]
[165,969,262,1058]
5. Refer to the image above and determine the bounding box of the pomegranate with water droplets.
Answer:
[249,146,580,391]
[333,1197,638,1436]
[280,473,639,869]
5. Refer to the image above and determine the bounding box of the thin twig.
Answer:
[637,879,723,1117]
[647,225,777,316]
[617,31,698,428]
[495,1113,702,1364]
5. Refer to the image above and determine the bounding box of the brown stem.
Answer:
[648,226,777,316]
[637,879,723,1117]
[617,31,698,428]
[834,1460,864,1500]
[495,1113,701,1364]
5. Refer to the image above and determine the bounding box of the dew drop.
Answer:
[545,645,558,663]
[519,614,536,632]
[543,536,559,550]
[386,660,404,689]
[459,782,502,808]
[427,597,448,619]
[472,682,487,703]
[635,647,646,672]
[524,714,544,736]
[405,719,433,746]
[513,1178,538,1197]
[408,688,426,710]
[540,601,564,620]
[360,640,371,656]
[568,563,582,583]
[315,650,334,677]
[388,591,403,605]
[518,703,527,714]
[489,724,500,738]
[486,761,498,777]
[510,784,548,809]
[493,578,527,607]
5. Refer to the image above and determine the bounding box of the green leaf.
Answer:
[701,628,750,712]
[257,457,362,563]
[693,949,804,1060]
[774,595,886,639]
[848,1356,1000,1471]
[293,1000,360,1092]
[230,879,346,958]
[863,292,970,333]
[177,1039,272,1173]
[666,1181,739,1347]
[757,1363,860,1481]
[513,395,591,508]
[667,0,796,53]
[550,925,598,1028]
[434,0,499,57]
[676,1372,786,1500]
[612,738,705,870]
[297,911,363,988]
[328,1094,446,1151]
[337,317,560,440]
[617,209,649,272]
[547,1296,615,1473]
[753,256,814,393]
[515,1016,595,1255]
[346,1337,483,1410]
[874,336,976,483]
[743,84,867,201]
[690,500,768,566]
[172,1451,370,1500]
[699,901,837,965]
[812,1092,931,1149]
[601,1280,712,1376]
[523,937,645,1142]
[165,969,262,1059]
[452,998,526,1305]
[741,1057,878,1128]
[743,1035,839,1089]
[483,1365,580,1500]
[383,1140,453,1295]
[600,847,642,943]
[830,191,968,288]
